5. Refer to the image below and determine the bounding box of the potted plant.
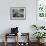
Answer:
[33,32,46,43]
[32,24,45,30]
[32,24,46,43]
[32,25,39,30]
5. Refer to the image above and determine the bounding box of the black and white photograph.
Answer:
[10,7,26,20]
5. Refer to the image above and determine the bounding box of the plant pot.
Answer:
[40,39,45,43]
[37,39,45,44]
[37,39,40,43]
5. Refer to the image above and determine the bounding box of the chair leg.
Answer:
[4,33,7,46]
[4,41,7,46]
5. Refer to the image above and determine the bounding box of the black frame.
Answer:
[10,7,26,20]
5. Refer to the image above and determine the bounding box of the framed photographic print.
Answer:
[10,7,26,20]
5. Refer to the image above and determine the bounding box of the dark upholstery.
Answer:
[11,27,18,34]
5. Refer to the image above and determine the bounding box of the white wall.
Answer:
[0,0,37,42]
[0,0,37,34]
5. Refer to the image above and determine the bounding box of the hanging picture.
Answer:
[10,7,26,20]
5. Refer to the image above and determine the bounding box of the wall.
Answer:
[0,0,36,42]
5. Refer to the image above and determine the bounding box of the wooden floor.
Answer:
[0,42,46,46]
